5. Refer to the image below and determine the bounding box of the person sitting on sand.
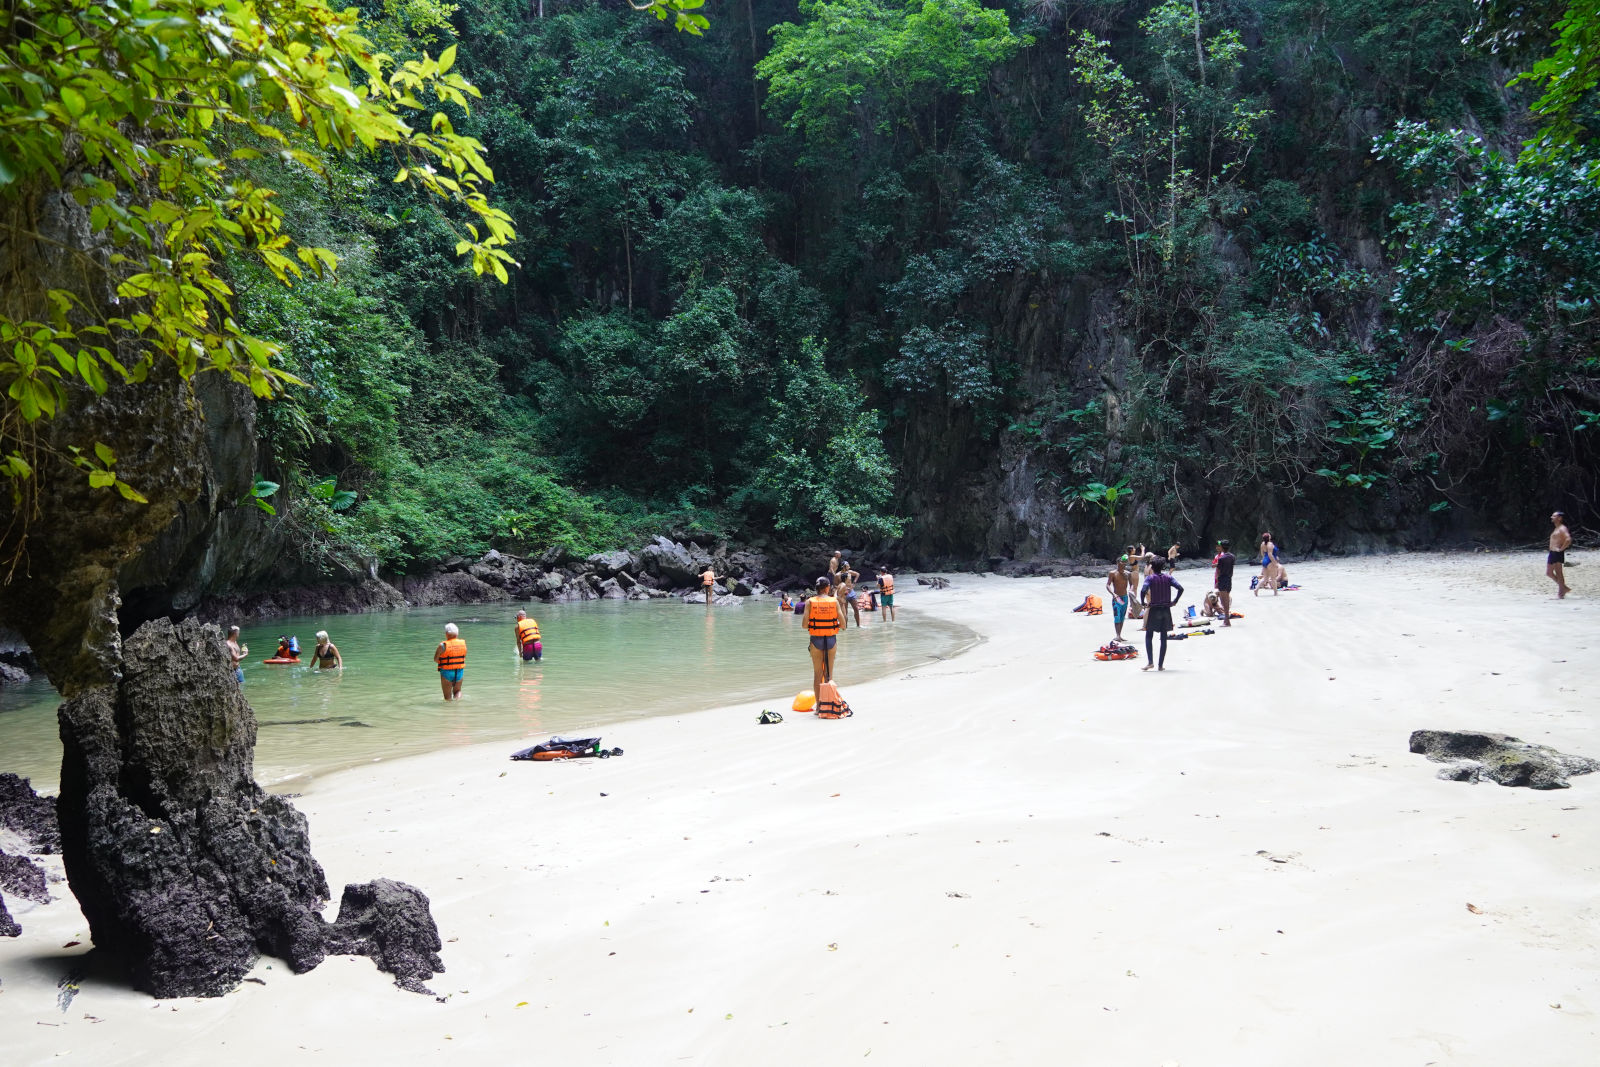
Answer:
[1140,559,1184,672]
[1548,511,1572,598]
[802,576,843,696]
[311,631,341,671]
[1105,556,1133,641]
[434,622,467,701]
[1201,590,1224,618]
[514,610,542,662]
[877,568,896,622]
[226,625,248,684]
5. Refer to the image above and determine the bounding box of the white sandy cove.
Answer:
[3,553,1598,1066]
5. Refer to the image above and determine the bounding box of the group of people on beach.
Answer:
[782,550,898,695]
[1103,531,1287,671]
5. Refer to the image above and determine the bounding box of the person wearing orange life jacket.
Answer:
[801,575,843,695]
[513,610,542,662]
[700,564,724,608]
[434,622,467,700]
[876,567,897,622]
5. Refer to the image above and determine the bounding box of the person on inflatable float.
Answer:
[801,575,842,696]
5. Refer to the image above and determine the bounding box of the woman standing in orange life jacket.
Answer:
[434,622,467,700]
[801,575,843,695]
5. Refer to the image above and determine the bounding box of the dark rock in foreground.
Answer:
[56,617,444,997]
[0,773,60,853]
[1409,730,1600,789]
[1,892,18,937]
[0,849,49,904]
[325,879,445,994]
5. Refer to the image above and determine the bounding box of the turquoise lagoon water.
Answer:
[0,597,974,791]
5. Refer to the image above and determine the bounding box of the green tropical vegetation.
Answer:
[4,0,1600,576]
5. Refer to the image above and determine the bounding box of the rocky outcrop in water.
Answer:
[1409,730,1600,789]
[56,616,444,997]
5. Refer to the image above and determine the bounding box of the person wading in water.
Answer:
[434,623,467,700]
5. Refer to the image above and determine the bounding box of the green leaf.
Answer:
[88,470,115,488]
[253,478,281,499]
[60,86,87,118]
[438,45,457,74]
[94,442,115,466]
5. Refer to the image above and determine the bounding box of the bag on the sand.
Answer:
[1094,642,1139,661]
[510,736,620,761]
[815,680,853,719]
[758,709,784,724]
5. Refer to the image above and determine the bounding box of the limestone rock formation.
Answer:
[0,773,60,853]
[55,617,445,997]
[1409,730,1600,789]
[0,894,18,937]
[639,536,701,587]
[0,850,49,905]
[324,879,445,995]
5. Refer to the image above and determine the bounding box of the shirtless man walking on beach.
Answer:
[1548,511,1573,598]
[1105,556,1133,641]
[1213,540,1235,626]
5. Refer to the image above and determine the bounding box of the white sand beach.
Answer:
[3,552,1597,1066]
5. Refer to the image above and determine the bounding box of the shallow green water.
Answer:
[0,596,972,791]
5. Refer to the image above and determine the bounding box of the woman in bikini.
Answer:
[1255,533,1282,596]
[311,630,342,670]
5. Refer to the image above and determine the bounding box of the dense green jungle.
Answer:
[5,0,1600,593]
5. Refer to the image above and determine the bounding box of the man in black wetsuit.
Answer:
[1213,540,1235,627]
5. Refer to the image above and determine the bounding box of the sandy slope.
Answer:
[2,552,1597,1066]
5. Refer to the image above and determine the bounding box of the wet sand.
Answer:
[2,552,1596,1065]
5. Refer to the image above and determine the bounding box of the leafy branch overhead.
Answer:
[0,0,517,510]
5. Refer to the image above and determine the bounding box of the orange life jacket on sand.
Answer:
[516,618,541,644]
[806,595,842,637]
[815,679,853,718]
[1074,595,1104,614]
[436,637,467,670]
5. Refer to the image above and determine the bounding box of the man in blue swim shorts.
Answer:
[1105,556,1133,640]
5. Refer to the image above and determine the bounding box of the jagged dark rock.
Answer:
[586,549,639,577]
[467,550,540,598]
[0,849,49,904]
[324,879,445,995]
[57,617,331,997]
[396,570,509,607]
[1409,730,1600,789]
[639,536,701,587]
[0,773,60,854]
[55,617,448,998]
[189,578,406,625]
[1,892,18,937]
